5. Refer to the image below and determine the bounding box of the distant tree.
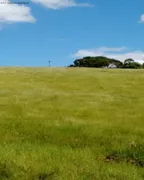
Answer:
[72,56,122,68]
[124,59,134,64]
[123,59,134,68]
[68,56,142,69]
[123,59,142,69]
[129,62,142,69]
[68,64,75,67]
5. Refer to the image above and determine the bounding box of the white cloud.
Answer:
[0,0,35,26]
[73,47,144,64]
[139,14,144,23]
[73,47,127,58]
[31,0,93,9]
[0,0,92,28]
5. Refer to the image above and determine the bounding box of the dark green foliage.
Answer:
[67,64,75,67]
[73,56,122,68]
[123,62,142,69]
[123,59,142,69]
[69,56,143,69]
[124,59,134,64]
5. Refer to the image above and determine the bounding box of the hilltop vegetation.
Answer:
[68,56,144,69]
[0,68,144,180]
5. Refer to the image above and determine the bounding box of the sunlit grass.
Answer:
[0,67,144,179]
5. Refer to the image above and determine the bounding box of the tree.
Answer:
[68,64,75,67]
[124,59,134,65]
[128,62,142,69]
[68,56,142,69]
[123,59,142,69]
[72,56,122,68]
[123,59,134,68]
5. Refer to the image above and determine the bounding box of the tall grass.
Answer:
[0,67,144,179]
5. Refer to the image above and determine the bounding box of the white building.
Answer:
[108,63,117,68]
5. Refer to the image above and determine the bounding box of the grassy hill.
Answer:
[0,67,144,180]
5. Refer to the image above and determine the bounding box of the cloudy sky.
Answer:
[0,0,144,66]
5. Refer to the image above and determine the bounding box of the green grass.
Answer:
[0,67,144,180]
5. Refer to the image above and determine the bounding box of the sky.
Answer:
[0,0,144,66]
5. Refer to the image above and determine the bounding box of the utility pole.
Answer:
[48,61,51,67]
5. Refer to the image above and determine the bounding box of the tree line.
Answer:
[68,56,144,69]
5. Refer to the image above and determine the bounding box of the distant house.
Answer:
[108,63,117,68]
[102,63,117,68]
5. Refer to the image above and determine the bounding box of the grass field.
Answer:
[0,67,144,180]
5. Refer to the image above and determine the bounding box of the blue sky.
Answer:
[0,0,144,66]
